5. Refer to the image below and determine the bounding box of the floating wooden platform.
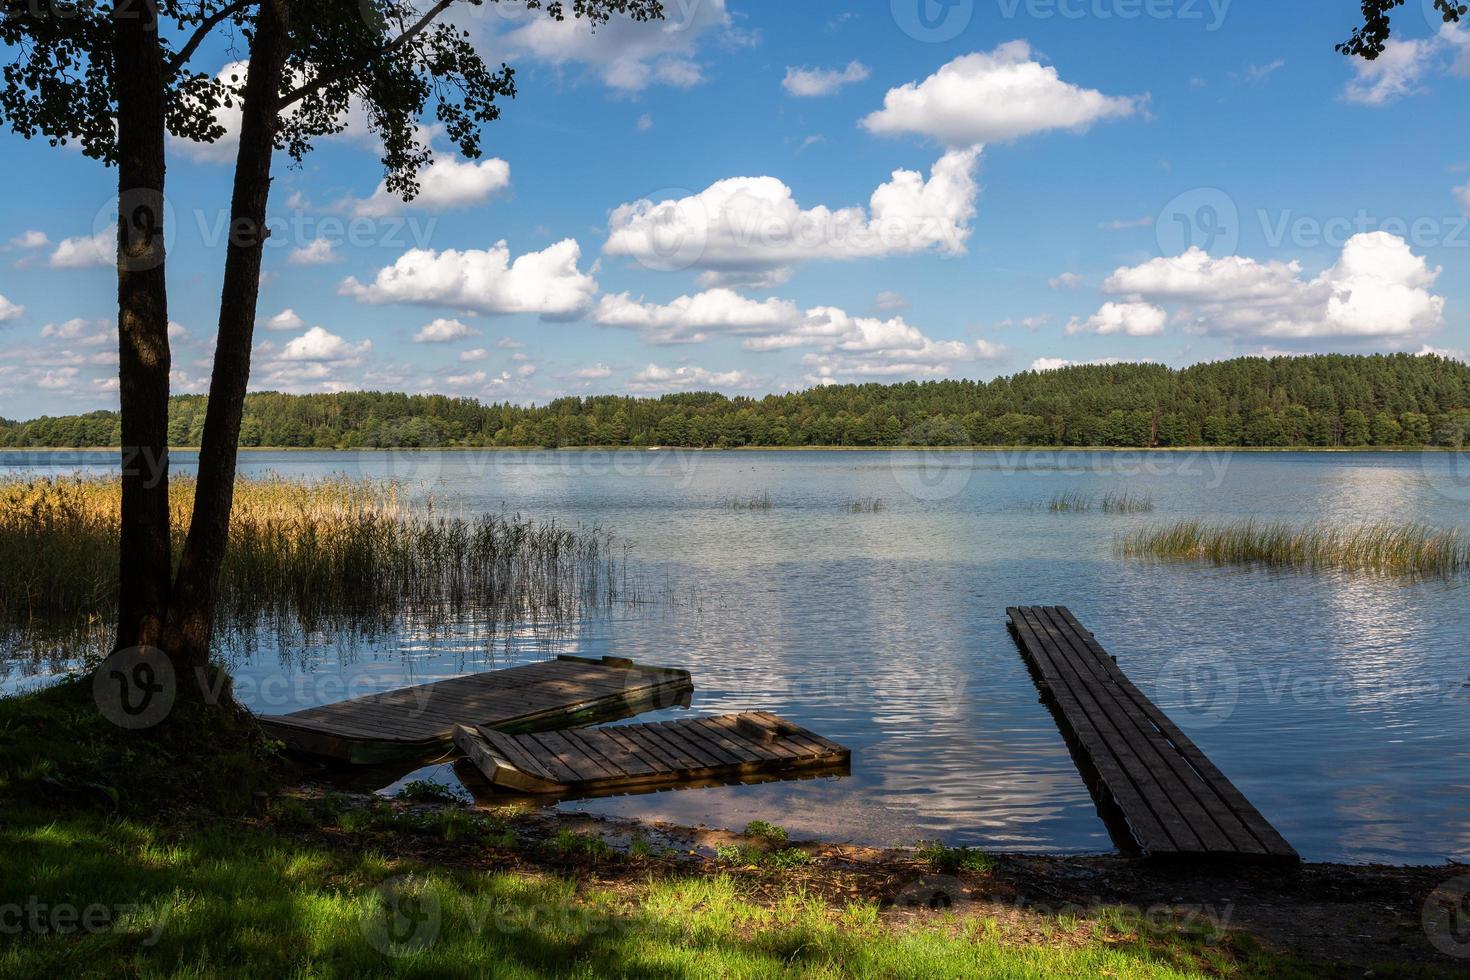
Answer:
[454,711,850,797]
[257,656,693,764]
[1007,606,1298,864]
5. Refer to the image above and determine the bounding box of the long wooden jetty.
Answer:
[258,656,693,764]
[1007,606,1297,864]
[455,711,849,798]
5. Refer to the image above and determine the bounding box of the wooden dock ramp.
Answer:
[258,656,693,764]
[455,711,850,797]
[1007,606,1297,864]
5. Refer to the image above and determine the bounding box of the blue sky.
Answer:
[1,0,1468,418]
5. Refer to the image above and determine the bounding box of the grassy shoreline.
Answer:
[3,679,1468,977]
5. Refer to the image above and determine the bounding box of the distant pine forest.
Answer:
[7,354,1470,450]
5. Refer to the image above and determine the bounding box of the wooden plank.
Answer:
[1009,607,1185,855]
[1052,607,1296,859]
[477,726,559,783]
[529,731,616,782]
[457,713,850,798]
[256,658,693,763]
[1037,607,1264,856]
[1007,605,1297,864]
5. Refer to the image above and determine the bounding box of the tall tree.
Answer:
[2,0,663,686]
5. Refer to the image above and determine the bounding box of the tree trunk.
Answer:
[163,0,289,671]
[112,0,173,652]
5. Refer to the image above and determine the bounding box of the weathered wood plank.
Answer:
[455,713,850,799]
[257,658,694,763]
[1008,605,1297,864]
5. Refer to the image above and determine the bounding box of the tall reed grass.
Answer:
[1118,519,1470,577]
[0,475,641,666]
[722,492,773,511]
[1100,491,1154,514]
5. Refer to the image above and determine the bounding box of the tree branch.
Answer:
[276,0,457,110]
[165,0,254,78]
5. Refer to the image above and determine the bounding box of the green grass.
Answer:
[744,819,790,843]
[917,841,997,875]
[844,497,886,514]
[1118,519,1470,577]
[0,805,1286,979]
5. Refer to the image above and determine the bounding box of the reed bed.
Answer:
[1118,519,1470,577]
[722,492,773,511]
[844,497,885,514]
[1100,491,1155,514]
[1047,491,1092,513]
[0,475,642,665]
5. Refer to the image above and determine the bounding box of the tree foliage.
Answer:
[1338,0,1466,58]
[8,355,1470,450]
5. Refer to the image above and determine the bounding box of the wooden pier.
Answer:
[258,656,693,764]
[455,711,850,798]
[1007,606,1297,864]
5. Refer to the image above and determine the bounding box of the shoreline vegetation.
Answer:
[2,679,1466,978]
[0,475,650,667]
[4,443,1470,453]
[5,354,1470,453]
[1120,520,1470,578]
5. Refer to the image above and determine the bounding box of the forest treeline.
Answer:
[6,354,1470,450]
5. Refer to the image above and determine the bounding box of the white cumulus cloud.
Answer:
[628,362,757,394]
[0,294,23,323]
[341,239,598,318]
[782,61,869,97]
[502,0,739,93]
[861,42,1144,145]
[262,309,306,332]
[1094,233,1444,340]
[594,286,1003,383]
[290,238,339,265]
[1065,301,1167,337]
[413,317,480,343]
[347,157,510,217]
[604,148,980,277]
[50,229,113,268]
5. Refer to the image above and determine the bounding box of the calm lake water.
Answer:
[5,448,1469,865]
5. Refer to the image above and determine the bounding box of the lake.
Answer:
[4,447,1468,865]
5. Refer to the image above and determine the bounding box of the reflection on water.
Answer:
[2,448,1468,864]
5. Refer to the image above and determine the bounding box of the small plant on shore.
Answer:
[743,820,789,843]
[762,847,811,869]
[1101,491,1154,514]
[1118,519,1470,577]
[918,841,996,874]
[395,779,469,805]
[844,497,885,514]
[550,829,614,861]
[723,492,773,511]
